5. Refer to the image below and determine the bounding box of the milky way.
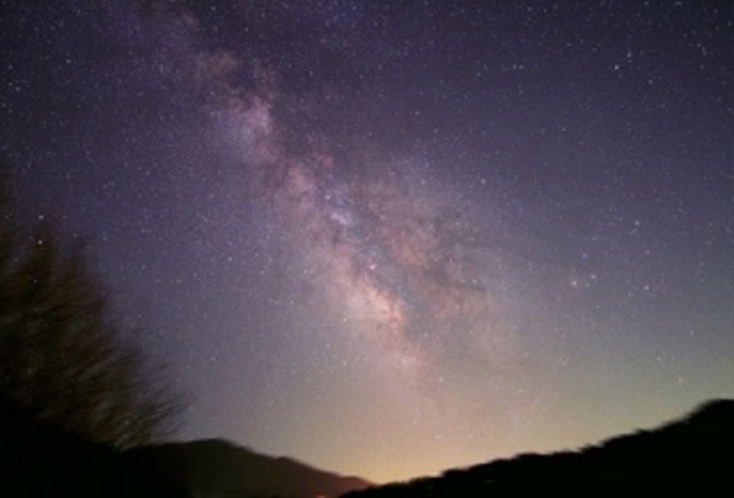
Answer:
[2,0,733,482]
[215,77,516,380]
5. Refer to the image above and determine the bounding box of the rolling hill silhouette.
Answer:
[342,399,734,497]
[126,439,372,498]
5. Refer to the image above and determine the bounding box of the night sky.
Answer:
[1,0,733,483]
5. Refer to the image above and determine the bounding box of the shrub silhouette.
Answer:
[0,170,182,448]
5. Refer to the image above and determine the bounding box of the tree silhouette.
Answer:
[0,171,183,449]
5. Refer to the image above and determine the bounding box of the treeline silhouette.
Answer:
[342,399,734,497]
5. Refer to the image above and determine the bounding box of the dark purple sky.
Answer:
[2,0,732,482]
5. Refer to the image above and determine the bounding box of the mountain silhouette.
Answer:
[342,399,734,497]
[126,439,371,498]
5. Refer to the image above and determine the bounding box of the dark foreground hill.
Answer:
[127,439,372,498]
[343,399,734,497]
[1,398,369,498]
[0,399,185,498]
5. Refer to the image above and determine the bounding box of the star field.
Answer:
[1,0,733,482]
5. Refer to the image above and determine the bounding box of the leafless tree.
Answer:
[0,172,183,448]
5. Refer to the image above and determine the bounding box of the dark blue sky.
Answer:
[2,0,732,481]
